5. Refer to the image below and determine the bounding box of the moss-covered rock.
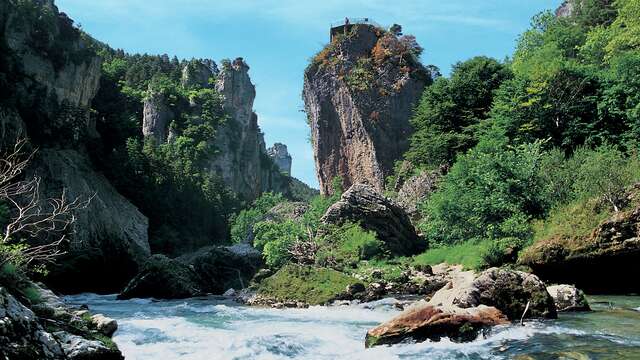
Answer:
[256,264,361,305]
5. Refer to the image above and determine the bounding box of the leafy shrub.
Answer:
[315,223,384,268]
[480,237,528,269]
[253,220,305,268]
[419,135,547,246]
[229,192,284,244]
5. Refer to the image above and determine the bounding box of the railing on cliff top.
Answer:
[330,18,383,30]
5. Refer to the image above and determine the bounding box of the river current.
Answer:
[64,294,640,360]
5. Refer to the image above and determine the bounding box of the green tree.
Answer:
[406,56,511,168]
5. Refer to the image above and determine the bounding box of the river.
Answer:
[64,294,640,359]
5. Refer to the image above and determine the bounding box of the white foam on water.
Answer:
[66,294,640,360]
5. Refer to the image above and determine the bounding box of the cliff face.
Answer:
[303,24,430,195]
[1,0,150,293]
[267,143,292,175]
[142,57,292,201]
[210,58,289,200]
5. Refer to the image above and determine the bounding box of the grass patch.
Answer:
[412,241,492,270]
[531,197,613,248]
[257,264,360,305]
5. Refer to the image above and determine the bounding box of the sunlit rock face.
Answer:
[268,143,292,175]
[141,57,290,201]
[303,24,431,195]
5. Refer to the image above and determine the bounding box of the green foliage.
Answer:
[253,220,305,268]
[230,192,285,244]
[345,58,374,92]
[405,57,511,169]
[419,135,546,245]
[315,223,384,268]
[257,264,360,305]
[412,241,492,270]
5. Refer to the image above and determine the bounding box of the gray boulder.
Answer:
[90,314,118,337]
[120,244,263,299]
[321,184,426,256]
[547,284,591,312]
[118,255,204,300]
[54,332,122,360]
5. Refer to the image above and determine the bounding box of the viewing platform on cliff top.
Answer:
[330,18,382,40]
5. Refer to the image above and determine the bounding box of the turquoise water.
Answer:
[64,294,640,360]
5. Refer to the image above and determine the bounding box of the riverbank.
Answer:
[64,293,640,360]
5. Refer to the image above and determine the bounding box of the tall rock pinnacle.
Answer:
[303,23,431,195]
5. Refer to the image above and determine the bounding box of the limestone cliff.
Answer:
[267,143,292,175]
[0,0,150,292]
[142,57,295,201]
[210,58,289,200]
[303,23,431,195]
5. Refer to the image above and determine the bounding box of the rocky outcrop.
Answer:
[547,285,591,312]
[267,143,292,175]
[141,57,293,201]
[181,59,216,89]
[556,1,575,18]
[520,202,640,293]
[209,58,290,200]
[365,267,556,347]
[119,244,263,299]
[394,165,445,222]
[303,24,431,194]
[28,149,150,294]
[142,91,174,143]
[1,0,102,146]
[1,0,151,294]
[321,184,426,256]
[0,286,123,360]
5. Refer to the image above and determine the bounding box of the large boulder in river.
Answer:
[120,244,263,299]
[547,284,591,312]
[321,184,425,256]
[366,267,556,347]
[180,244,263,293]
[365,303,508,347]
[118,255,204,300]
[467,268,557,320]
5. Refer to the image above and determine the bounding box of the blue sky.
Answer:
[57,0,560,189]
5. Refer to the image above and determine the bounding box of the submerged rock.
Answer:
[547,285,591,312]
[321,184,426,256]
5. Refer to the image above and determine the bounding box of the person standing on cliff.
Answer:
[345,17,350,25]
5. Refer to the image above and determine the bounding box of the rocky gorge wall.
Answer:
[142,57,293,201]
[303,24,431,195]
[0,0,151,293]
